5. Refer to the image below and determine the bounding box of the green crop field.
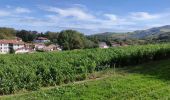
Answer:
[0,43,170,95]
[0,43,170,99]
[2,59,170,100]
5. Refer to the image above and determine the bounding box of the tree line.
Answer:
[0,27,99,50]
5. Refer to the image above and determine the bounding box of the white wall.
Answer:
[0,43,25,54]
[13,44,25,50]
[34,40,50,43]
[0,44,9,54]
[15,49,30,54]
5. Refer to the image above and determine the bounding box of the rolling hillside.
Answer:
[130,25,170,38]
[0,27,16,39]
[89,25,170,43]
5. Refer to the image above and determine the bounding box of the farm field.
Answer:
[2,59,170,100]
[0,43,170,95]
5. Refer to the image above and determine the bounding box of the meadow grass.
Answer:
[2,59,170,100]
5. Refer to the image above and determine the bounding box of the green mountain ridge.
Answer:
[0,27,16,39]
[89,25,170,43]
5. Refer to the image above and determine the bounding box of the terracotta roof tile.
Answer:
[36,37,49,40]
[0,40,25,45]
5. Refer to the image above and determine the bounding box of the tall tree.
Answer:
[44,31,59,43]
[16,30,37,42]
[58,30,98,50]
[58,30,87,50]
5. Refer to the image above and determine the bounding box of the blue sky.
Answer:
[0,0,170,34]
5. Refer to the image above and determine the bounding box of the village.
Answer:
[0,36,129,54]
[0,37,62,54]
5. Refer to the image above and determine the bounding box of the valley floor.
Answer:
[1,59,170,100]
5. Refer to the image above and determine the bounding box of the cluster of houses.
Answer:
[0,37,61,54]
[0,37,129,54]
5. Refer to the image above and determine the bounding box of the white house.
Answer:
[43,44,62,52]
[34,43,62,51]
[0,39,33,54]
[34,43,46,50]
[34,37,50,43]
[15,47,33,54]
[99,42,109,48]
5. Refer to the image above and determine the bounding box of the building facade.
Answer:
[33,37,50,43]
[0,39,30,54]
[99,42,109,48]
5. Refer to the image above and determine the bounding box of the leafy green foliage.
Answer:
[58,30,97,50]
[0,43,170,95]
[2,59,170,100]
[16,30,37,42]
[44,31,59,43]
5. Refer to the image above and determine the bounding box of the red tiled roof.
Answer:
[0,40,25,45]
[36,37,49,40]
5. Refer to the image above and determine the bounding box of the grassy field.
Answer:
[1,59,170,100]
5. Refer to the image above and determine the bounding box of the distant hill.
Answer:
[130,25,170,38]
[89,32,128,40]
[89,25,170,43]
[0,27,16,39]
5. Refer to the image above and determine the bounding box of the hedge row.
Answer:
[0,43,170,94]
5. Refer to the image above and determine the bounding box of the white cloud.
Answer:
[45,15,60,21]
[1,5,170,34]
[38,6,138,32]
[44,6,95,20]
[130,12,160,20]
[15,7,31,13]
[0,10,10,16]
[0,7,31,17]
[104,14,117,21]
